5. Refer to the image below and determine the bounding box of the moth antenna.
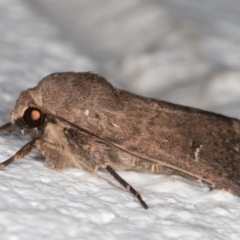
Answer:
[0,139,36,169]
[0,122,15,133]
[105,165,149,210]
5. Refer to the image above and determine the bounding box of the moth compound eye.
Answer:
[23,107,43,128]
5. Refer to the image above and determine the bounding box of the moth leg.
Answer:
[0,122,16,133]
[93,165,99,173]
[105,165,149,210]
[0,139,36,169]
[0,138,64,170]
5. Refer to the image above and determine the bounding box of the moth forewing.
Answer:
[1,71,240,209]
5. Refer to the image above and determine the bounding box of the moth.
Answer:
[0,72,240,209]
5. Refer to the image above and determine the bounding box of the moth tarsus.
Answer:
[106,165,148,209]
[1,71,240,209]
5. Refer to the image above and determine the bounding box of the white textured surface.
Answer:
[0,0,240,239]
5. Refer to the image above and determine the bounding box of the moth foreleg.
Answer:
[0,122,16,133]
[0,138,67,170]
[105,165,149,210]
[0,139,36,169]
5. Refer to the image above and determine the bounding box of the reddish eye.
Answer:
[23,107,43,128]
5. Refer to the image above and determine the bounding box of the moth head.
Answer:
[11,90,44,136]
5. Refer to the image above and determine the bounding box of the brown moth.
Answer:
[0,72,240,210]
